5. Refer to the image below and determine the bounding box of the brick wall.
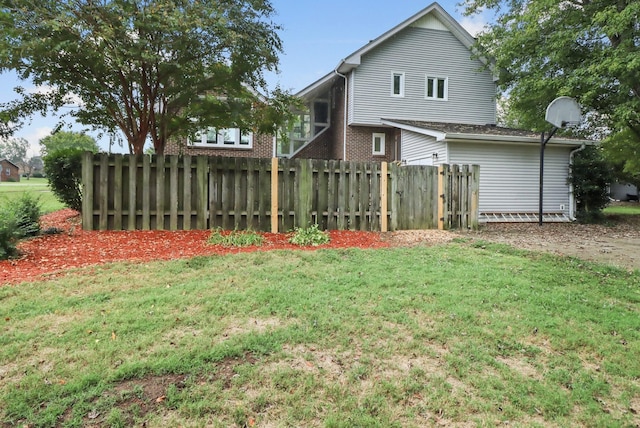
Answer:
[164,133,274,158]
[0,160,20,182]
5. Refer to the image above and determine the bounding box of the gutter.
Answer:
[334,67,348,160]
[568,144,586,221]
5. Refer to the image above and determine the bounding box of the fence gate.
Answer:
[389,163,439,230]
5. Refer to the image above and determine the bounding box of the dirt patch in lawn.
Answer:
[381,209,640,271]
[468,214,640,271]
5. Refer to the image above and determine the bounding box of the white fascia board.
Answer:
[381,119,446,140]
[296,72,339,98]
[445,133,594,147]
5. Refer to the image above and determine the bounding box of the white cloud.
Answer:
[460,15,488,37]
[21,127,53,157]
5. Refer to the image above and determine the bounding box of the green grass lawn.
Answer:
[0,177,65,213]
[1,243,639,427]
[604,204,640,215]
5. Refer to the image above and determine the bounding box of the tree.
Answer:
[0,137,28,164]
[25,156,44,178]
[568,146,614,223]
[464,0,640,174]
[0,0,296,155]
[39,131,99,158]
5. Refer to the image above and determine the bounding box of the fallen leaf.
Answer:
[111,331,117,340]
[156,395,166,403]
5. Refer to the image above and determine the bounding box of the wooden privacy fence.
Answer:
[82,153,479,232]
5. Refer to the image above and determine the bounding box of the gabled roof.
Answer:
[297,2,492,99]
[337,2,480,74]
[380,119,593,147]
[0,158,20,168]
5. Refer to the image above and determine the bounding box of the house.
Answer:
[281,2,590,222]
[610,182,638,201]
[172,2,591,222]
[0,159,20,182]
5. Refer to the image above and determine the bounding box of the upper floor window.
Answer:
[426,76,448,100]
[372,132,386,156]
[190,127,253,149]
[391,72,405,97]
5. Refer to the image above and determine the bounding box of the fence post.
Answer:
[470,164,480,230]
[438,165,446,230]
[81,151,94,230]
[295,158,313,228]
[271,157,279,233]
[380,162,388,232]
[196,156,208,229]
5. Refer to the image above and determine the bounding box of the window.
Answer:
[279,98,331,157]
[391,72,405,97]
[190,127,253,149]
[426,76,448,100]
[372,133,386,156]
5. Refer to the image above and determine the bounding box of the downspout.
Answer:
[334,68,348,160]
[568,144,586,221]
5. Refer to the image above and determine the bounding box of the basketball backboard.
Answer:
[545,96,581,128]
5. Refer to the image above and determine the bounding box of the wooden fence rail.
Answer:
[82,153,479,232]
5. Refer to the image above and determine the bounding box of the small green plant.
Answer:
[208,228,264,247]
[289,223,330,246]
[11,192,42,237]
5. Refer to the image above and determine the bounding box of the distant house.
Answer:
[0,159,20,182]
[610,182,639,201]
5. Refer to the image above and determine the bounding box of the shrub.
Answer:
[208,228,264,247]
[43,148,84,212]
[11,193,41,237]
[568,146,614,223]
[289,223,330,246]
[0,209,20,260]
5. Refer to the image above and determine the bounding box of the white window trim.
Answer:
[391,72,405,97]
[425,75,448,101]
[189,127,253,149]
[372,132,386,156]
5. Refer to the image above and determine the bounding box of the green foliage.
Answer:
[568,146,614,223]
[0,208,20,260]
[464,0,640,175]
[43,148,83,212]
[10,192,42,237]
[0,193,41,260]
[602,128,640,188]
[208,228,264,247]
[0,0,293,155]
[39,131,99,158]
[289,223,330,246]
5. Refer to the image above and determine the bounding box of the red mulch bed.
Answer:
[0,209,390,285]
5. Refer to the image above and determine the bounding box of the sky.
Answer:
[0,0,490,157]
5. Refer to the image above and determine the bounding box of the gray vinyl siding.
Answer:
[448,142,572,215]
[400,130,446,165]
[350,27,496,126]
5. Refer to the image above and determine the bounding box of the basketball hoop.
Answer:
[539,97,582,226]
